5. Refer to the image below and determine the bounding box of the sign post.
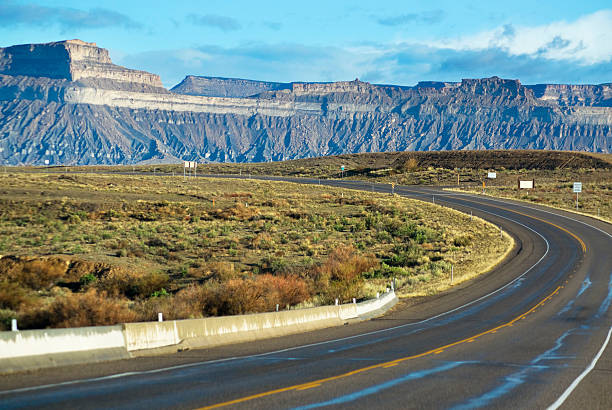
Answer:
[184,161,197,179]
[573,182,582,210]
[341,165,345,178]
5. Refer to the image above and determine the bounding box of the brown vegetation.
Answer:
[0,172,511,330]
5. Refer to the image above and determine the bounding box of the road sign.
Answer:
[341,166,345,171]
[519,180,534,189]
[487,172,496,179]
[573,182,582,193]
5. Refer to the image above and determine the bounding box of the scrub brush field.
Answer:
[0,172,511,330]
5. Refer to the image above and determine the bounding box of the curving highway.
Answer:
[1,179,611,409]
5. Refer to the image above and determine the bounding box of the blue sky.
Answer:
[0,0,611,88]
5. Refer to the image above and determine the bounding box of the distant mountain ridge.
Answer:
[0,39,610,165]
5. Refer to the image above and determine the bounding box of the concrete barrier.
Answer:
[0,290,397,371]
[356,290,398,319]
[122,320,180,351]
[0,325,128,373]
[124,305,346,352]
[126,291,397,353]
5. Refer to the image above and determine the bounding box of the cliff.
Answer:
[0,40,164,92]
[171,75,290,97]
[526,83,612,107]
[0,40,610,165]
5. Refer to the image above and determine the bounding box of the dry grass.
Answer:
[0,171,511,329]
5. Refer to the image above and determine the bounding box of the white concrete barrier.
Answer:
[0,325,126,359]
[0,290,397,371]
[0,325,129,373]
[356,290,397,318]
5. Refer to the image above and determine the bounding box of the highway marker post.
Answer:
[573,182,582,210]
[11,318,17,331]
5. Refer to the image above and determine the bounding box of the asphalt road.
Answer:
[1,177,611,409]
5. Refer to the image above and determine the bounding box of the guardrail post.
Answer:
[11,318,18,331]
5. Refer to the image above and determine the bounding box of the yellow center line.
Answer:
[296,384,321,391]
[449,195,587,253]
[198,286,561,409]
[199,194,585,409]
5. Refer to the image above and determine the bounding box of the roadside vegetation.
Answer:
[0,172,510,330]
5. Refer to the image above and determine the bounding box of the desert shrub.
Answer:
[0,280,35,310]
[385,243,423,267]
[21,289,137,328]
[258,274,311,308]
[314,245,378,303]
[199,261,236,281]
[252,232,274,249]
[197,274,311,316]
[134,291,198,321]
[79,273,97,287]
[94,269,167,299]
[402,157,419,172]
[132,272,169,298]
[0,257,68,290]
[453,235,472,247]
[260,256,289,274]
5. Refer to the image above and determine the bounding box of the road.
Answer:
[1,178,611,409]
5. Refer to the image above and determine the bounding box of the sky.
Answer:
[0,0,611,88]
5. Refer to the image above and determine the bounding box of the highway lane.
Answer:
[1,178,610,409]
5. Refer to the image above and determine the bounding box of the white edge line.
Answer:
[547,325,612,410]
[440,189,612,407]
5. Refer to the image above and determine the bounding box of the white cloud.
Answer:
[427,10,612,65]
[175,49,211,68]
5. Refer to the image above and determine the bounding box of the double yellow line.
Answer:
[200,196,586,409]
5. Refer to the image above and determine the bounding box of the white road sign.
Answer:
[487,172,496,179]
[573,182,582,193]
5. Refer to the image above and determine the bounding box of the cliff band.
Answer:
[0,40,610,165]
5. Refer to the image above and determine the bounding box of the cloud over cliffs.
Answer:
[377,10,445,26]
[187,13,242,32]
[0,1,140,30]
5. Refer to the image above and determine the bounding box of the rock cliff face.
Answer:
[0,40,164,92]
[526,83,612,107]
[171,75,290,97]
[0,40,610,165]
